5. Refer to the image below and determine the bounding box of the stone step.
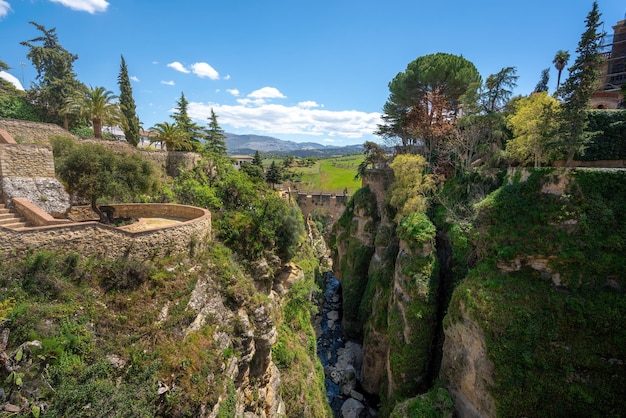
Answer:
[0,217,24,226]
[0,221,27,229]
[0,203,32,229]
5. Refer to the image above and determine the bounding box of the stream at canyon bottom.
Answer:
[316,272,377,417]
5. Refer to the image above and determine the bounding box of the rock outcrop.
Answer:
[440,302,496,418]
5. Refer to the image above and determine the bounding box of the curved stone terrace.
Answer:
[0,203,212,260]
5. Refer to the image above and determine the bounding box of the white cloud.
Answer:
[248,87,286,99]
[130,75,139,82]
[237,98,266,106]
[224,74,231,80]
[167,62,190,74]
[298,100,320,109]
[191,62,219,80]
[226,89,240,96]
[188,101,381,140]
[152,61,159,65]
[49,0,109,14]
[161,80,175,86]
[323,138,336,143]
[0,0,12,19]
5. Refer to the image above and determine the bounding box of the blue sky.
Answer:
[1,0,625,145]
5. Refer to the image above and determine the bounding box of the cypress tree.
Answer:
[118,55,140,146]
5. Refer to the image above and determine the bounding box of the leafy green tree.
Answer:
[0,61,40,121]
[447,67,518,174]
[63,86,121,140]
[172,167,221,209]
[283,156,296,168]
[356,141,388,178]
[215,166,258,210]
[219,192,305,260]
[265,160,282,189]
[377,53,481,160]
[558,1,605,165]
[20,21,85,128]
[389,154,436,221]
[172,92,202,148]
[240,162,265,183]
[118,55,140,147]
[252,150,263,167]
[506,92,561,167]
[553,50,570,91]
[204,108,228,157]
[53,140,158,223]
[480,66,518,114]
[534,68,551,93]
[149,122,192,151]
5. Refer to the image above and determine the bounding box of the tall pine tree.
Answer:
[265,161,282,189]
[172,92,202,148]
[534,68,550,93]
[20,21,84,128]
[558,1,605,165]
[204,108,227,157]
[252,150,263,167]
[118,55,140,147]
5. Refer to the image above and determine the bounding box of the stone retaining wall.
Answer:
[0,144,56,178]
[0,204,212,260]
[0,118,77,145]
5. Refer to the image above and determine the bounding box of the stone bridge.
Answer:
[292,191,349,224]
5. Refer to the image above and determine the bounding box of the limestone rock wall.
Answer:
[440,302,496,418]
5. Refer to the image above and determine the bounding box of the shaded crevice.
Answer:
[424,229,454,389]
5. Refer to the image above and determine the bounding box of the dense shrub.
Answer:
[576,110,626,160]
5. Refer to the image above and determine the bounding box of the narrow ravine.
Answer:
[424,230,454,387]
[315,272,377,418]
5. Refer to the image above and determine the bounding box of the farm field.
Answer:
[271,154,364,195]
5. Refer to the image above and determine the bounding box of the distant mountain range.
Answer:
[225,133,364,157]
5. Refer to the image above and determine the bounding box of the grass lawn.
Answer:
[271,154,364,194]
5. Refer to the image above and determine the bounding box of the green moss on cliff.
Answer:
[335,186,379,339]
[448,169,626,417]
[273,240,332,418]
[387,213,439,404]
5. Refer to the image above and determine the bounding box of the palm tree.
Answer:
[64,86,121,139]
[553,50,570,92]
[149,122,192,151]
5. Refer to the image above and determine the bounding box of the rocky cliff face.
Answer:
[0,231,329,417]
[440,301,495,418]
[332,171,443,413]
[333,168,626,417]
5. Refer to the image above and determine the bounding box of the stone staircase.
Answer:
[0,203,29,229]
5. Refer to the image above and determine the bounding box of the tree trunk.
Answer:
[93,118,102,139]
[91,199,109,224]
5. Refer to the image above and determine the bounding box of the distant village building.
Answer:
[102,126,161,148]
[591,18,626,109]
[230,155,254,170]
